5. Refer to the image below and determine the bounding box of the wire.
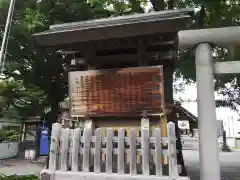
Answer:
[0,0,16,76]
[1,22,12,74]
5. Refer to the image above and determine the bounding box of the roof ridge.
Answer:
[49,8,194,30]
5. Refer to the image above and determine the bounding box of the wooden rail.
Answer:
[40,122,190,180]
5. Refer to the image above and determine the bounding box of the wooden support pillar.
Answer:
[163,59,174,106]
[85,44,96,70]
[137,40,148,66]
[36,124,41,158]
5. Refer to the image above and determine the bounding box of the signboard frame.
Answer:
[68,66,164,117]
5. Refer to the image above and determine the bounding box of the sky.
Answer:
[175,82,240,120]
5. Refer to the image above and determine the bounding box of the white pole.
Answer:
[195,43,220,180]
[0,0,15,66]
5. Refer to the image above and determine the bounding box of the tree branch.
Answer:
[216,99,239,114]
[198,5,206,28]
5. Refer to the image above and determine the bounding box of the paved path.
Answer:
[182,136,199,150]
[183,150,240,180]
[0,158,43,176]
[0,151,240,180]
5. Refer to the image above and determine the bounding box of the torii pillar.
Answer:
[178,26,240,180]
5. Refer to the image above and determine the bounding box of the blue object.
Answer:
[40,126,49,155]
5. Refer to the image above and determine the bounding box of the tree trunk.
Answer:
[149,0,165,11]
[198,5,206,28]
[167,0,174,9]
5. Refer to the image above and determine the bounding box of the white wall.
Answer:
[226,137,236,148]
[0,142,19,159]
[222,117,240,138]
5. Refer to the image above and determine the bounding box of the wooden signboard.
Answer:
[68,66,164,117]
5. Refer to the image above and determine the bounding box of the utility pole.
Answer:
[0,0,16,69]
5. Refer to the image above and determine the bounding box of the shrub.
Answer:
[0,129,20,143]
[0,174,38,180]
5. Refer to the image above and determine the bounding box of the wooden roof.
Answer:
[175,105,197,122]
[171,103,198,129]
[33,8,194,47]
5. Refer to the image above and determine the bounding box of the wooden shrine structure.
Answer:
[34,8,193,126]
[34,8,194,177]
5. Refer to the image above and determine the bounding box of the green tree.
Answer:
[0,77,46,119]
[1,0,239,174]
[1,0,128,123]
[0,0,239,127]
[176,0,240,112]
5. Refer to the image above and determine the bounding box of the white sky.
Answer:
[175,83,240,120]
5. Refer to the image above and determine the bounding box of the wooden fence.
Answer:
[40,122,190,180]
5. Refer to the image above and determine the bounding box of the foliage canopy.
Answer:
[0,0,239,119]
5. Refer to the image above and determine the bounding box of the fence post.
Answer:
[106,128,113,173]
[129,128,137,175]
[94,128,102,173]
[118,128,125,174]
[167,122,178,177]
[82,128,92,172]
[155,128,163,176]
[141,128,149,175]
[60,128,70,171]
[49,123,62,171]
[68,130,74,169]
[71,128,81,171]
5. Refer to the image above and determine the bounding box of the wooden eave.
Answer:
[175,105,198,123]
[33,8,194,47]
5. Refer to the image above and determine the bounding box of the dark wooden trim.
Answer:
[52,33,177,52]
[34,18,189,46]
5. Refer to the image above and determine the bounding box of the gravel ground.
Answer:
[0,150,240,180]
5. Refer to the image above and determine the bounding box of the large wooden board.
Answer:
[68,66,164,117]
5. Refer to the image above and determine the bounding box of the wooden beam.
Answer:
[84,44,95,69]
[56,33,177,53]
[91,51,177,63]
[58,41,176,53]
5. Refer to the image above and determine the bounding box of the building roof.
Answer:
[33,8,194,47]
[176,105,198,122]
